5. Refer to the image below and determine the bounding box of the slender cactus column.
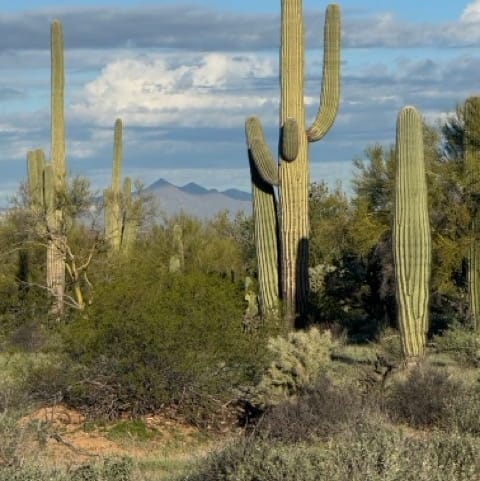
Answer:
[464,97,480,330]
[48,20,66,316]
[393,106,431,359]
[104,118,123,251]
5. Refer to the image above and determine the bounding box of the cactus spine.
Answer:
[464,97,480,330]
[47,20,66,315]
[392,106,431,359]
[246,1,340,326]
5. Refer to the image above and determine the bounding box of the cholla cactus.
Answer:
[246,1,341,326]
[254,327,335,406]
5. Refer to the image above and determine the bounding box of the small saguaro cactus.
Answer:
[104,118,123,251]
[464,96,480,331]
[169,224,185,273]
[246,1,341,326]
[392,106,431,360]
[104,119,138,254]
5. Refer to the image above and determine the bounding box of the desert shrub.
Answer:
[445,386,480,434]
[61,266,269,423]
[0,457,133,481]
[330,428,480,481]
[0,411,27,468]
[252,327,336,407]
[254,375,371,443]
[384,363,464,428]
[0,352,79,412]
[432,324,480,366]
[183,428,480,481]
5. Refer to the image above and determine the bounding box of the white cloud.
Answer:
[72,53,277,128]
[461,0,480,23]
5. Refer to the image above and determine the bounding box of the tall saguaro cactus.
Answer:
[464,97,480,330]
[47,20,67,315]
[392,106,431,359]
[246,1,340,326]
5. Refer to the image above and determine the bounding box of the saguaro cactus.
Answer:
[464,97,480,330]
[392,106,431,359]
[104,119,138,255]
[104,118,123,251]
[47,20,67,315]
[169,224,185,273]
[245,1,340,326]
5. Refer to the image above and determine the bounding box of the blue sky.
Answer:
[1,1,480,204]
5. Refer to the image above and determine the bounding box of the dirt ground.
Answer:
[18,404,222,469]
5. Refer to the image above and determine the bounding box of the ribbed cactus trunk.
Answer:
[393,106,431,359]
[279,0,309,322]
[48,20,66,316]
[464,97,480,331]
[104,118,123,252]
[245,1,340,327]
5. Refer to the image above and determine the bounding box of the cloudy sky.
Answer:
[1,1,479,204]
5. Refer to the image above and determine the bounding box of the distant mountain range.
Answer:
[146,178,251,219]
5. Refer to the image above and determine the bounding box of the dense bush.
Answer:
[384,363,480,433]
[254,375,371,443]
[60,264,269,423]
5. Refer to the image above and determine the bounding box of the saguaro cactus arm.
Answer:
[27,149,46,210]
[306,4,341,142]
[281,118,299,162]
[245,117,279,186]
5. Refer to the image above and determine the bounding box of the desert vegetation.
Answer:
[3,1,480,480]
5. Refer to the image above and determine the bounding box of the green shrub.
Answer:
[432,324,480,366]
[61,267,269,424]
